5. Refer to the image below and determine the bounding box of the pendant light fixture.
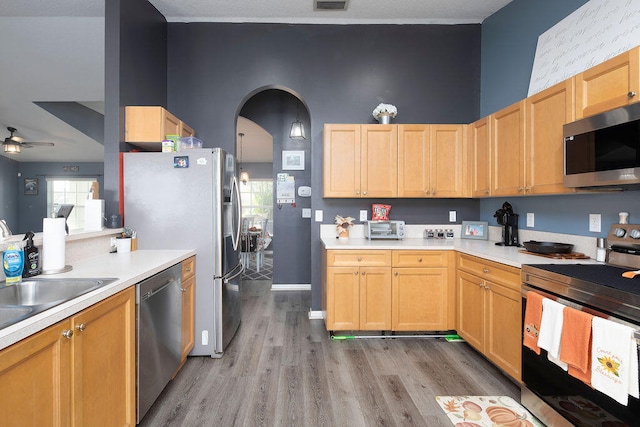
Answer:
[238,132,249,184]
[3,142,20,154]
[289,99,306,140]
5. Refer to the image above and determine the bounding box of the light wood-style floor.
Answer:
[139,279,520,426]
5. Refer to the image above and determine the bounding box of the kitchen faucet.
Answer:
[0,219,12,241]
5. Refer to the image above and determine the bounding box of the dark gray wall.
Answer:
[479,0,639,237]
[242,163,273,180]
[104,0,168,221]
[240,89,312,284]
[166,22,482,308]
[480,0,589,117]
[16,162,104,234]
[0,156,19,232]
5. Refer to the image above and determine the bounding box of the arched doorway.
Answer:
[236,88,312,288]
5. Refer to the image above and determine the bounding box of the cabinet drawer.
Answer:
[392,250,449,267]
[457,254,520,289]
[182,256,196,281]
[327,250,391,267]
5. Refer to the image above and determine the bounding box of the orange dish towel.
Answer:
[559,307,593,385]
[523,291,544,355]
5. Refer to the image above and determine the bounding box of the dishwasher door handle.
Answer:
[140,279,177,302]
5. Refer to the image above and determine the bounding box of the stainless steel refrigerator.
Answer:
[123,148,242,358]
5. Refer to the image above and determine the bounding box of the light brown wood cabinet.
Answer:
[323,250,392,330]
[525,79,576,195]
[469,117,491,197]
[0,287,136,426]
[125,106,195,150]
[391,251,454,331]
[575,46,639,119]
[180,256,196,363]
[456,254,522,381]
[490,100,526,197]
[322,249,454,332]
[323,124,397,198]
[398,125,467,198]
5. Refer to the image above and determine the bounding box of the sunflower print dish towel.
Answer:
[590,316,639,406]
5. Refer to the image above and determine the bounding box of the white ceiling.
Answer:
[0,0,512,163]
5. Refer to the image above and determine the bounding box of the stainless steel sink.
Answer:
[0,277,118,330]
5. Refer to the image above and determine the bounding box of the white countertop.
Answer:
[321,237,602,268]
[0,249,195,350]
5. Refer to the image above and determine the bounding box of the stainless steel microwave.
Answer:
[563,102,640,189]
[364,220,405,240]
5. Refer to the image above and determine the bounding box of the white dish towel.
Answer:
[591,317,639,406]
[537,298,568,370]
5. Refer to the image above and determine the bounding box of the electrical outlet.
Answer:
[589,213,601,233]
[526,213,534,228]
[360,210,368,221]
[449,211,456,222]
[302,208,311,218]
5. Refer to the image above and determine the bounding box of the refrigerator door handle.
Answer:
[230,175,241,252]
[222,262,245,283]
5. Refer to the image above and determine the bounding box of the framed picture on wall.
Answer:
[461,221,489,240]
[24,178,38,195]
[282,151,305,170]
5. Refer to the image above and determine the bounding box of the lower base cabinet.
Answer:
[322,249,453,332]
[456,254,522,381]
[0,287,136,426]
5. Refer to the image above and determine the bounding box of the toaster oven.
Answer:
[364,220,405,240]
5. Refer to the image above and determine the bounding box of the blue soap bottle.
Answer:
[3,241,25,284]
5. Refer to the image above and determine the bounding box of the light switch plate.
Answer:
[302,208,311,218]
[360,210,368,221]
[315,210,323,222]
[449,211,456,222]
[526,213,534,227]
[589,214,601,232]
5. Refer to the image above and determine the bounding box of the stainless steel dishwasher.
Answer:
[136,263,182,423]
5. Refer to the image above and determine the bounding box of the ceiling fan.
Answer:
[3,126,55,154]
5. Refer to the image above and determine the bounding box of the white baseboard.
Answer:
[270,283,311,291]
[308,310,325,320]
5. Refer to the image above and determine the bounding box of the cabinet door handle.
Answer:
[394,271,398,276]
[356,190,360,195]
[361,271,366,276]
[483,268,489,273]
[357,257,362,262]
[485,189,490,194]
[62,330,74,339]
[76,323,86,332]
[478,283,483,288]
[180,288,187,292]
[629,91,637,98]
[354,271,359,275]
[363,191,367,195]
[525,186,530,192]
[518,187,523,192]
[484,285,490,290]
[417,258,422,262]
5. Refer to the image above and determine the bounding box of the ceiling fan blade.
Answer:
[21,142,55,147]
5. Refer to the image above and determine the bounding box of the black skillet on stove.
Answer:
[522,240,574,254]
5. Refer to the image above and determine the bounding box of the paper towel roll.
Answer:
[84,199,105,231]
[42,218,66,272]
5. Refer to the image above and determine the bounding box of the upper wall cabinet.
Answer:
[399,125,466,198]
[525,79,576,195]
[490,100,526,197]
[323,124,397,198]
[469,117,491,197]
[125,106,194,150]
[575,46,640,119]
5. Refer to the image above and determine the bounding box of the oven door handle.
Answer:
[522,284,640,342]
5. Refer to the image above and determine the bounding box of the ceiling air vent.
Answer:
[314,0,349,11]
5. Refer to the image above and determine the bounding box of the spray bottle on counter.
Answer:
[22,231,40,278]
[3,240,25,284]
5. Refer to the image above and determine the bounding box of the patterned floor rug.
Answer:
[241,253,272,281]
[436,395,544,427]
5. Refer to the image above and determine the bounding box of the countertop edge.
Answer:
[321,237,601,269]
[0,249,195,350]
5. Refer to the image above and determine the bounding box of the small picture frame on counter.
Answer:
[461,221,489,240]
